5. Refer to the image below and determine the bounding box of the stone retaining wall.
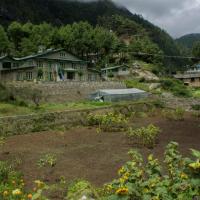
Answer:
[0,107,112,136]
[7,81,126,103]
[0,101,154,137]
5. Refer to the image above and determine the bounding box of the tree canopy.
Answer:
[192,41,200,58]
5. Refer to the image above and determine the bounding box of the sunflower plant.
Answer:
[101,142,200,200]
[126,124,161,148]
[87,112,128,132]
[0,161,48,200]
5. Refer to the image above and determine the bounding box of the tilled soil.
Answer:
[0,114,199,191]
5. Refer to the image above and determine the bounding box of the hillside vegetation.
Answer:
[0,0,187,69]
[176,33,200,49]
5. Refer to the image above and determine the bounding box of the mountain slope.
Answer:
[176,33,200,49]
[0,0,133,26]
[0,0,181,63]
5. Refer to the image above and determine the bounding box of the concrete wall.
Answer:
[6,81,126,103]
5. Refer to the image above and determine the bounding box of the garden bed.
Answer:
[0,112,199,200]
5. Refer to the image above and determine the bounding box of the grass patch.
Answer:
[192,88,200,98]
[160,78,192,97]
[0,101,112,117]
[0,103,33,117]
[124,79,149,91]
[37,101,112,112]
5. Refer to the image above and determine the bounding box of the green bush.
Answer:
[87,112,128,132]
[67,180,99,200]
[37,154,57,168]
[162,108,185,121]
[127,124,161,148]
[0,161,12,183]
[0,83,15,102]
[192,104,200,111]
[160,78,191,97]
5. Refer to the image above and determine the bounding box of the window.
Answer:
[88,74,96,81]
[37,61,44,68]
[26,72,33,80]
[60,63,65,68]
[49,72,53,81]
[88,74,92,81]
[191,78,195,82]
[13,63,19,68]
[72,63,76,69]
[2,62,11,69]
[67,72,75,80]
[28,60,34,66]
[17,73,24,81]
[60,52,66,57]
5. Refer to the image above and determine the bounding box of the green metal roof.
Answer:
[13,49,84,62]
[0,55,15,61]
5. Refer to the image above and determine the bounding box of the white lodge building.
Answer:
[0,49,101,82]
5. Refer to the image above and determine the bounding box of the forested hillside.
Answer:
[176,33,200,49]
[0,0,189,70]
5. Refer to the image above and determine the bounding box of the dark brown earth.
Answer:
[0,114,199,192]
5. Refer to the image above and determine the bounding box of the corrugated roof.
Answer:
[174,73,200,79]
[101,65,129,71]
[13,49,84,62]
[0,55,15,61]
[98,88,146,95]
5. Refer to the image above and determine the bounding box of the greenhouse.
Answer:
[89,88,148,102]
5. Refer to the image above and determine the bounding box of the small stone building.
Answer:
[174,70,200,87]
[101,64,130,79]
[0,49,101,82]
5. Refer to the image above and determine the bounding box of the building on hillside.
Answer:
[101,64,130,79]
[0,49,101,82]
[174,70,200,87]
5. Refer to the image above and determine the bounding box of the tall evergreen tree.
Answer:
[0,25,10,55]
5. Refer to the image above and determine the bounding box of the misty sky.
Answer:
[113,0,200,38]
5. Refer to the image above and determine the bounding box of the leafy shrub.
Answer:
[192,104,200,111]
[192,111,200,118]
[125,79,149,91]
[151,99,165,108]
[0,164,48,200]
[0,161,12,183]
[37,154,57,167]
[101,142,200,200]
[87,112,128,132]
[0,137,5,146]
[0,83,16,102]
[160,78,191,97]
[162,108,185,121]
[192,88,200,98]
[107,72,114,78]
[126,124,161,148]
[67,180,99,200]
